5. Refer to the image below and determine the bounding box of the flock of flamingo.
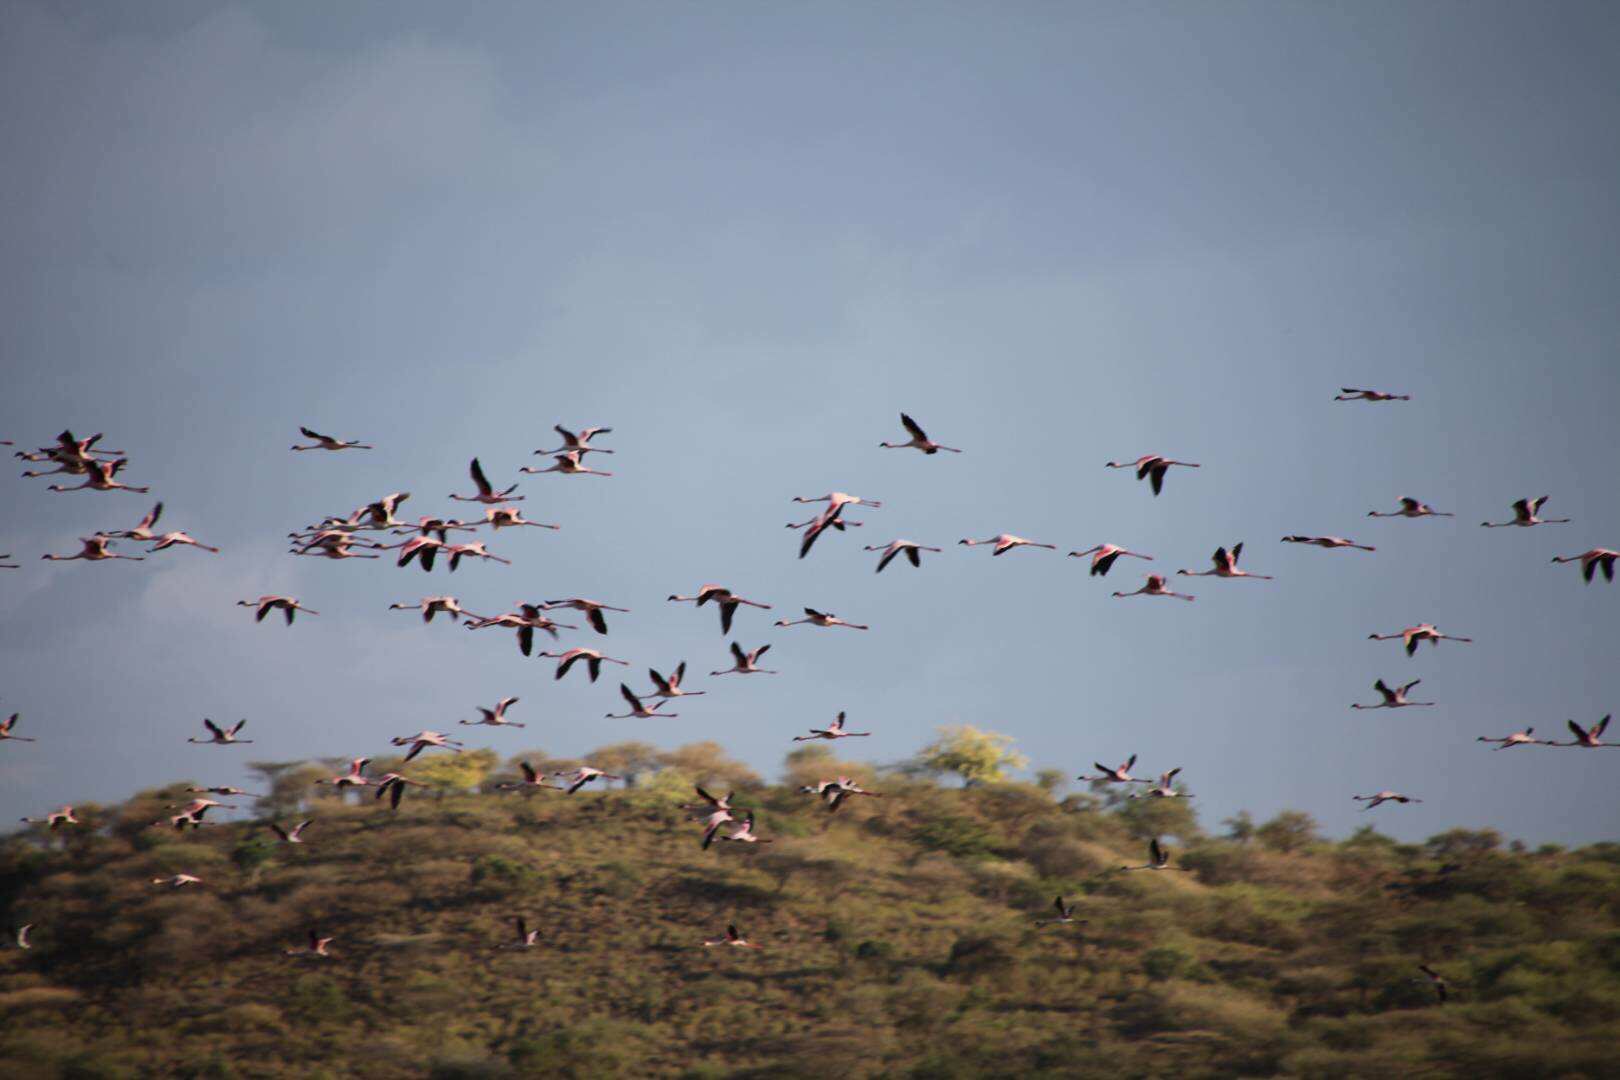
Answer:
[1,399,1614,979]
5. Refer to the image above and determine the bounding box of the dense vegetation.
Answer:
[2,735,1618,1079]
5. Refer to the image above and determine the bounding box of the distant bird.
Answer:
[1549,715,1617,749]
[786,509,866,533]
[1035,896,1086,927]
[792,711,870,742]
[1121,838,1191,872]
[14,924,33,950]
[506,916,542,949]
[147,531,220,554]
[0,555,16,569]
[1281,535,1375,552]
[1178,542,1271,580]
[711,642,778,676]
[880,413,961,454]
[1105,454,1200,496]
[285,930,333,958]
[1476,727,1541,750]
[716,811,772,846]
[543,598,629,635]
[606,683,677,719]
[645,663,706,700]
[1353,791,1422,810]
[238,596,318,625]
[374,773,425,809]
[1551,548,1618,584]
[700,806,735,850]
[314,758,372,789]
[667,585,772,634]
[444,541,511,570]
[812,776,882,813]
[107,501,164,542]
[1352,679,1435,710]
[292,427,372,451]
[538,647,630,682]
[483,506,559,530]
[188,719,251,745]
[0,714,36,743]
[1112,574,1194,601]
[1368,624,1472,657]
[536,425,614,457]
[20,806,78,828]
[383,535,448,571]
[449,458,522,504]
[554,766,621,794]
[42,535,144,562]
[774,608,869,630]
[795,502,853,559]
[498,762,563,794]
[1333,387,1410,402]
[1481,496,1569,529]
[288,536,378,560]
[357,492,411,528]
[46,457,148,494]
[1068,544,1153,577]
[521,451,612,477]
[152,874,203,888]
[390,731,464,762]
[460,696,525,728]
[691,786,740,813]
[187,786,259,798]
[1078,754,1152,785]
[389,596,477,623]
[1415,964,1448,1002]
[1368,497,1452,519]
[267,820,312,844]
[465,605,574,656]
[791,492,882,511]
[959,534,1057,556]
[166,798,236,820]
[864,540,942,573]
[1129,769,1193,799]
[704,924,762,949]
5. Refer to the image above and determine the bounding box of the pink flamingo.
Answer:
[314,758,372,789]
[1105,454,1199,496]
[959,534,1058,556]
[484,505,559,530]
[1282,535,1375,552]
[390,731,464,762]
[554,766,622,794]
[536,425,614,457]
[0,714,36,743]
[644,662,705,700]
[268,819,312,844]
[704,924,762,949]
[374,773,426,809]
[715,811,772,846]
[449,458,522,504]
[606,684,677,719]
[1035,896,1086,927]
[20,806,78,828]
[543,598,630,635]
[667,584,772,634]
[1351,679,1435,709]
[148,532,219,554]
[1368,623,1472,657]
[498,762,563,794]
[47,458,149,494]
[107,502,164,542]
[539,647,630,682]
[292,426,371,451]
[521,451,611,477]
[389,596,478,623]
[444,541,510,570]
[1481,497,1570,528]
[1129,769,1193,799]
[791,491,882,511]
[775,607,869,630]
[1067,544,1153,577]
[1549,715,1617,748]
[1552,548,1618,584]
[460,696,525,728]
[1369,497,1452,519]
[1077,754,1153,785]
[1334,387,1410,402]
[792,711,869,741]
[711,642,778,676]
[504,916,542,949]
[285,930,333,958]
[1112,574,1194,601]
[1476,727,1541,750]
[42,535,144,562]
[864,539,942,573]
[238,596,318,625]
[1177,542,1272,580]
[188,719,251,745]
[1353,790,1421,810]
[1120,838,1191,872]
[880,413,962,454]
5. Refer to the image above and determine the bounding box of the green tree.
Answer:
[914,725,1028,787]
[585,741,664,788]
[1256,810,1320,853]
[658,741,760,789]
[412,748,499,797]
[1222,810,1255,844]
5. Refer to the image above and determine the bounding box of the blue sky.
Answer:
[2,0,1617,843]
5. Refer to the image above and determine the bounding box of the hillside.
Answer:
[2,743,1618,1079]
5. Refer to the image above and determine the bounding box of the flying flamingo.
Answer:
[1120,838,1191,873]
[466,606,574,656]
[449,458,522,504]
[644,662,706,700]
[704,924,762,949]
[374,772,426,809]
[107,501,164,541]
[715,811,772,846]
[1481,497,1570,528]
[791,492,882,511]
[444,541,511,570]
[774,608,869,630]
[1077,754,1153,785]
[1334,387,1410,402]
[521,451,612,477]
[1415,965,1449,1002]
[1476,727,1541,750]
[1353,791,1422,810]
[959,534,1058,556]
[238,596,319,625]
[1105,455,1200,496]
[15,925,34,949]
[292,427,372,451]
[711,642,778,676]
[667,585,772,634]
[864,539,942,573]
[46,458,149,494]
[543,598,630,635]
[20,806,78,828]
[815,777,883,812]
[42,536,144,562]
[1067,544,1153,577]
[554,766,622,794]
[1551,548,1618,584]
[460,696,525,728]
[1035,896,1086,927]
[313,758,372,789]
[1549,715,1617,748]
[1369,497,1452,519]
[1281,535,1375,552]
[606,684,678,719]
[880,413,961,454]
[504,916,542,949]
[1129,769,1193,799]
[390,731,464,762]
[151,874,204,888]
[285,930,333,958]
[267,820,312,844]
[383,535,448,571]
[795,502,853,559]
[483,506,559,530]
[188,719,251,745]
[0,714,36,743]
[1351,679,1435,710]
[147,532,220,554]
[536,425,614,457]
[1112,574,1194,601]
[166,798,236,820]
[187,786,260,798]
[792,711,870,741]
[498,762,563,794]
[1178,543,1272,580]
[700,805,735,850]
[389,596,478,623]
[357,492,411,527]
[289,537,378,560]
[538,647,630,682]
[1368,624,1472,657]
[0,555,16,569]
